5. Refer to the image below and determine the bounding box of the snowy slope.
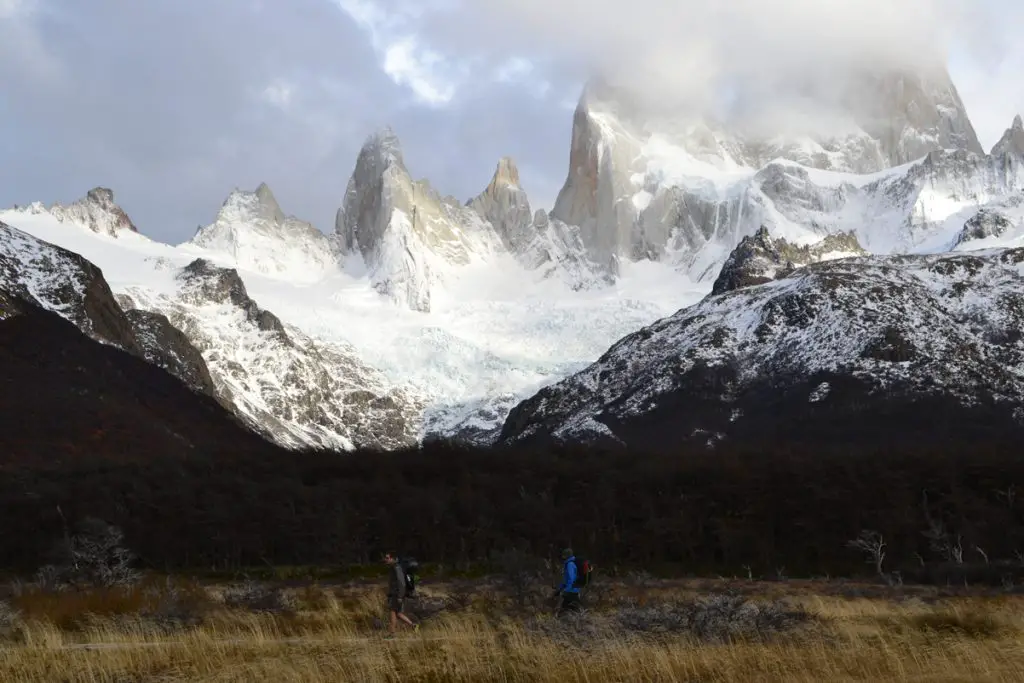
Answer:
[189,183,336,283]
[500,247,1024,450]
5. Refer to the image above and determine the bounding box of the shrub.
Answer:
[221,580,294,614]
[36,517,139,590]
[617,594,812,643]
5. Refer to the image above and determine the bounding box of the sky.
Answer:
[0,0,1022,244]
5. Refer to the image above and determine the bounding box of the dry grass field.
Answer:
[2,576,1024,682]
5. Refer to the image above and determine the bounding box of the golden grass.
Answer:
[3,580,1024,682]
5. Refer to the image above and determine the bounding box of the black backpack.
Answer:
[571,558,593,589]
[399,557,420,595]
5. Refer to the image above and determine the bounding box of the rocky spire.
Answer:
[468,157,533,253]
[253,182,286,224]
[335,127,413,257]
[991,114,1024,159]
[335,127,499,313]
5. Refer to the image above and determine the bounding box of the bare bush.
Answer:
[37,517,139,590]
[490,548,547,609]
[526,610,604,648]
[0,601,19,632]
[922,492,964,565]
[444,584,475,612]
[222,580,294,614]
[627,570,655,588]
[137,579,212,630]
[617,594,811,643]
[406,595,449,623]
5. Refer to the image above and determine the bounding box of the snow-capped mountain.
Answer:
[3,63,1024,452]
[499,246,1024,450]
[335,128,502,312]
[190,183,336,282]
[548,69,1000,282]
[16,187,138,237]
[1,199,421,450]
[118,258,418,450]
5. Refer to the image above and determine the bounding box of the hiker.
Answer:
[553,547,582,614]
[384,552,418,635]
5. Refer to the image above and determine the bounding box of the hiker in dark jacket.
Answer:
[384,552,418,634]
[553,547,582,614]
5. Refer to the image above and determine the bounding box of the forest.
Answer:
[2,438,1023,583]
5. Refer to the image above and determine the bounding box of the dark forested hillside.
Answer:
[0,302,276,467]
[2,295,1024,582]
[2,441,1024,581]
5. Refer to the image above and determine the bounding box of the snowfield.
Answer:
[0,208,706,441]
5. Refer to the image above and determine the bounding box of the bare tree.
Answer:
[846,530,900,586]
[847,530,886,576]
[921,491,964,565]
[996,485,1017,508]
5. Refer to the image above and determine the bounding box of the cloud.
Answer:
[399,0,985,116]
[381,39,457,105]
[335,0,464,106]
[0,0,1021,248]
[260,80,295,111]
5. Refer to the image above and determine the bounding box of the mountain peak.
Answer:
[991,114,1024,158]
[85,187,116,205]
[469,157,533,254]
[46,187,138,236]
[360,126,406,171]
[254,181,279,207]
[189,184,335,281]
[215,184,286,226]
[490,157,521,189]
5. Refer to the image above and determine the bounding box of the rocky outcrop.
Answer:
[953,210,1015,248]
[845,68,983,168]
[335,128,499,312]
[118,258,420,450]
[190,183,336,281]
[712,227,866,295]
[178,259,289,339]
[0,222,141,352]
[499,248,1024,451]
[121,306,219,400]
[40,188,139,236]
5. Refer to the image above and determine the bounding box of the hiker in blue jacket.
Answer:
[553,547,582,614]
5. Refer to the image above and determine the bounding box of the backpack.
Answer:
[399,557,420,596]
[571,558,593,589]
